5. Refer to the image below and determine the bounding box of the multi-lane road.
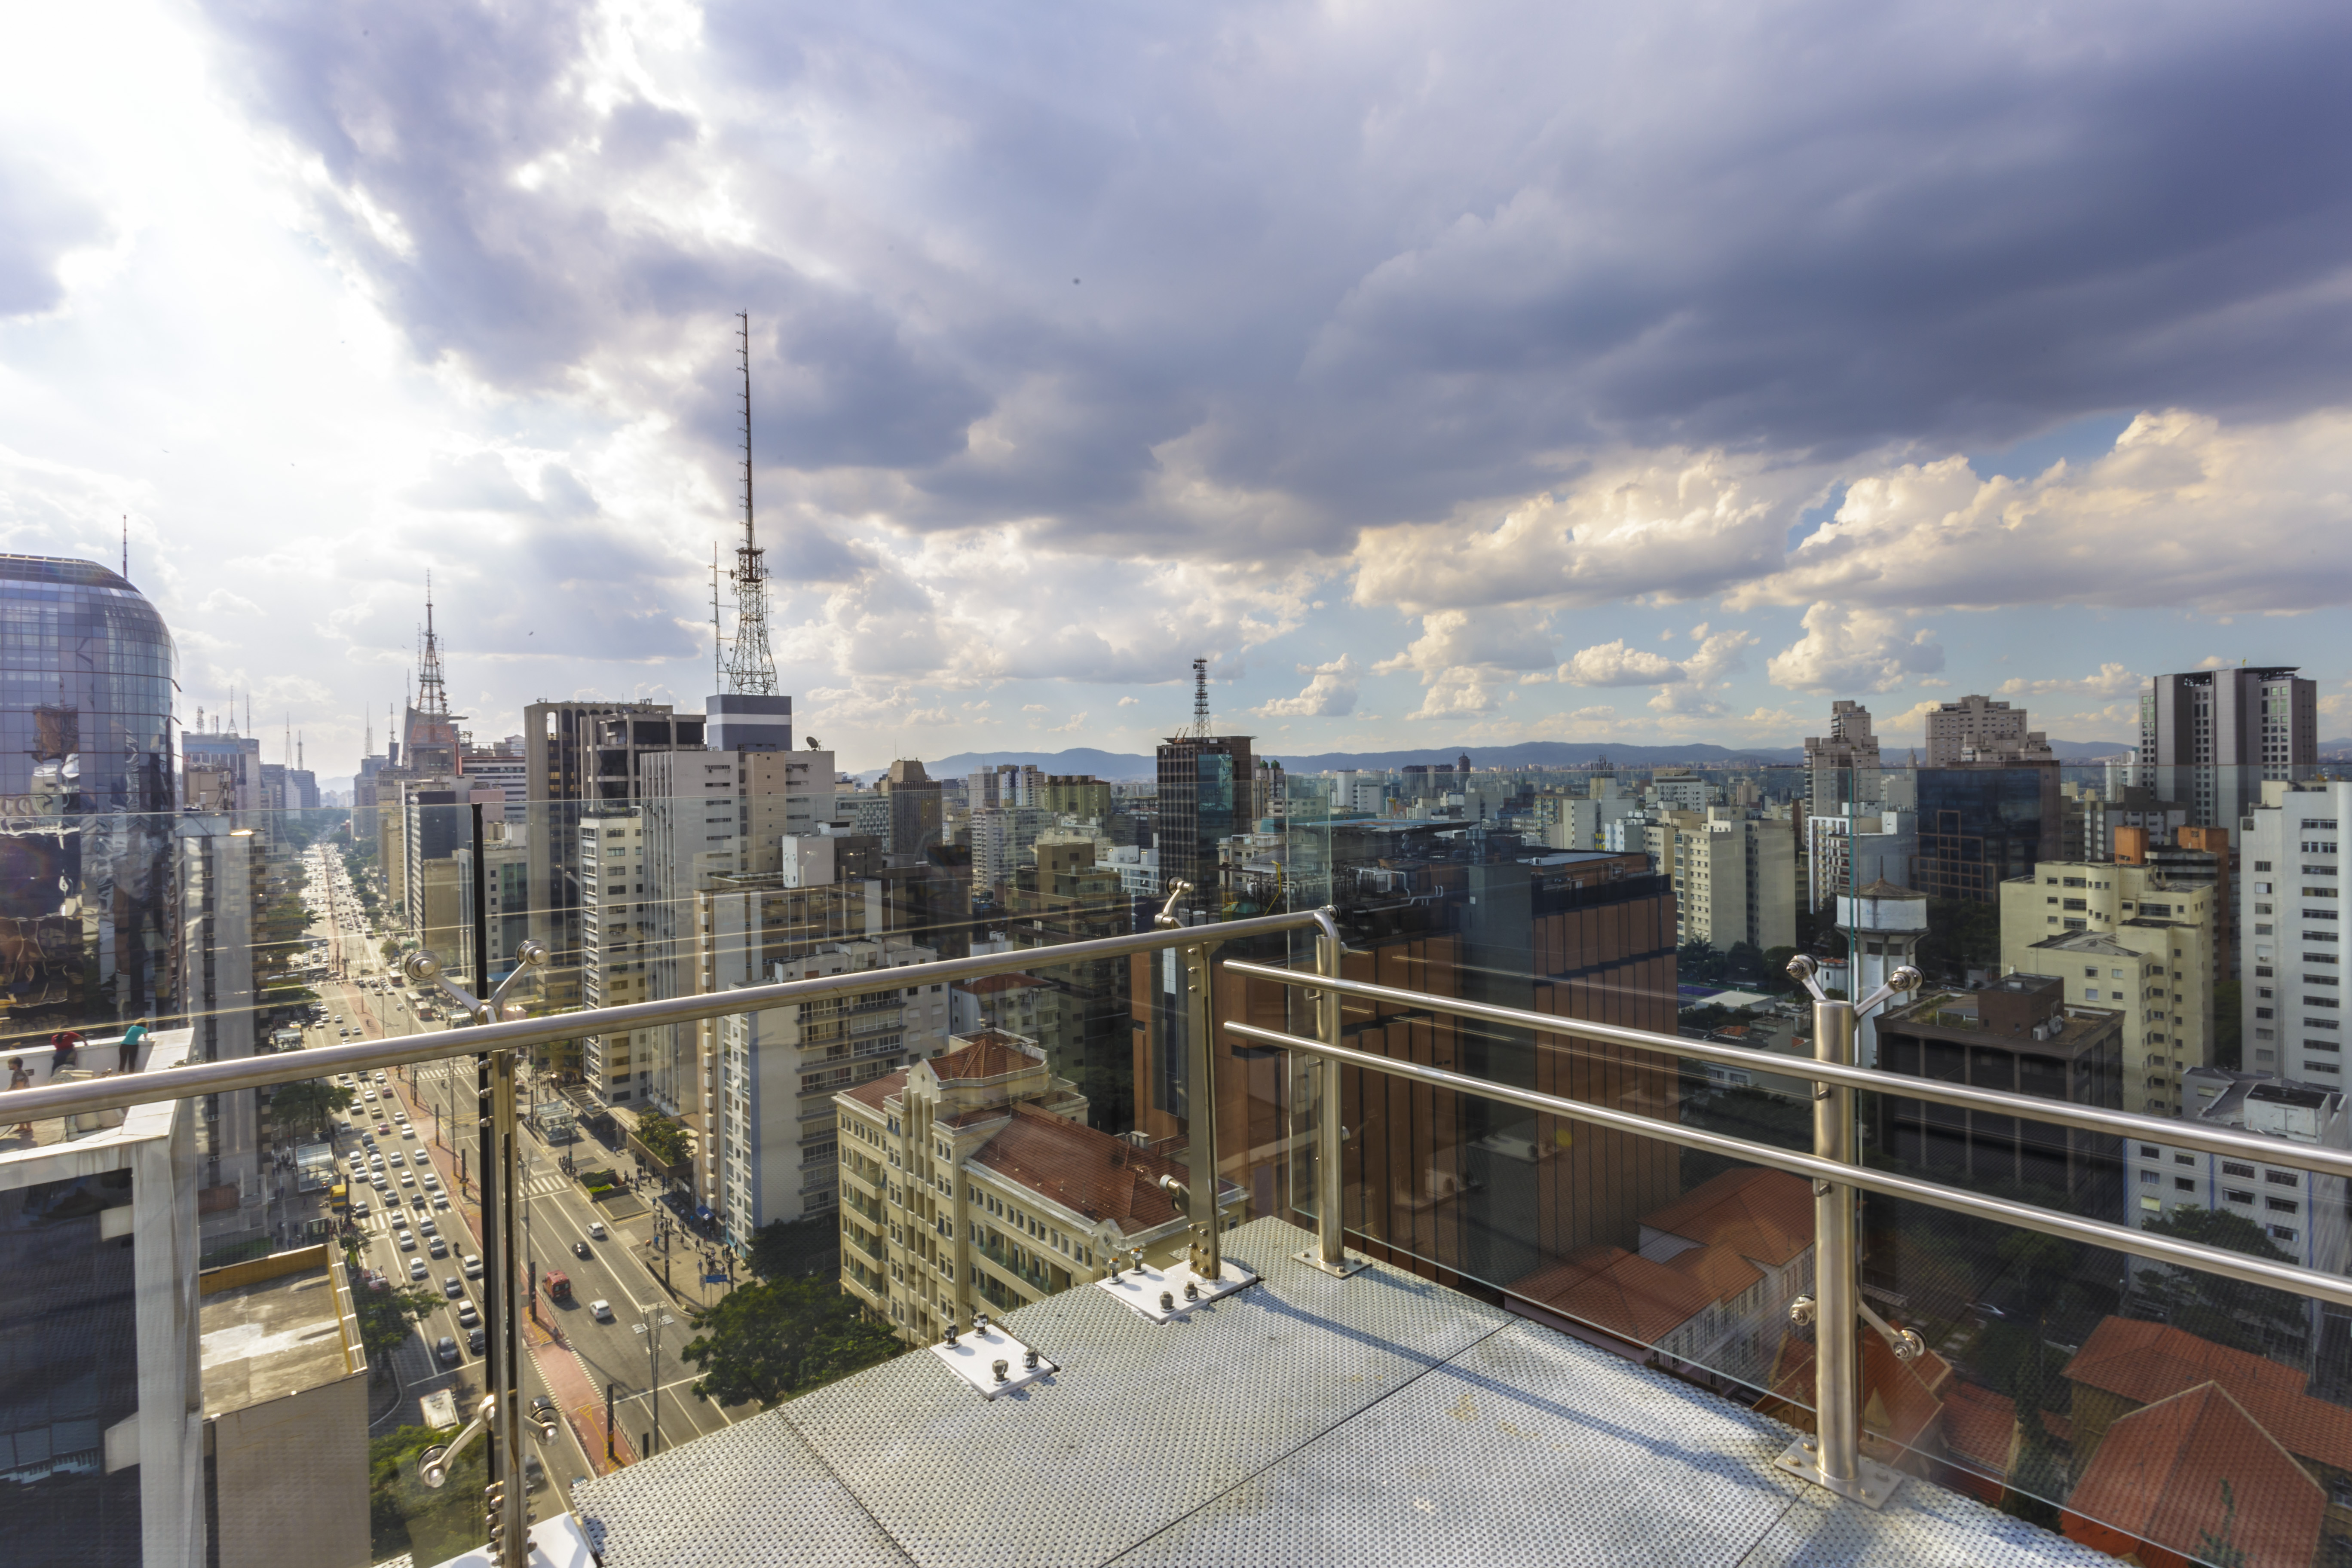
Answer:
[297,845,752,1483]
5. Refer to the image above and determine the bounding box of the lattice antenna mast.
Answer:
[721,311,779,695]
[1191,657,1212,738]
[417,573,451,718]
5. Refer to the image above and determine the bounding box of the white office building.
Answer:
[2242,779,2349,1086]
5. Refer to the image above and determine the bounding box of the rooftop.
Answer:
[0,1028,191,1168]
[197,1247,363,1412]
[574,1218,2110,1568]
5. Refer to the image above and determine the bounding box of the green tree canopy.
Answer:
[634,1110,690,1170]
[680,1277,899,1407]
[343,1251,445,1375]
[2130,1207,2308,1357]
[745,1216,840,1282]
[268,1078,357,1139]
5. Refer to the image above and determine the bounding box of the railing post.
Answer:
[490,1047,530,1562]
[1183,939,1224,1282]
[1774,952,1915,1509]
[1810,995,1862,1490]
[1296,908,1366,1277]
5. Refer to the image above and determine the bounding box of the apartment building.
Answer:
[1664,809,1794,954]
[834,1030,1243,1344]
[579,809,654,1102]
[2242,778,2350,1088]
[636,745,838,1117]
[1803,699,1881,813]
[2140,666,2317,830]
[1997,857,2218,1113]
[1924,694,2053,765]
[713,936,948,1245]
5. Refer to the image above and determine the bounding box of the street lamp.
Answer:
[631,1307,677,1458]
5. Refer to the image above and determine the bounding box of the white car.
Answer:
[408,1258,428,1281]
[368,1152,384,1166]
[589,1300,614,1323]
[387,1152,404,1167]
[399,1172,415,1187]
[396,1230,416,1250]
[421,1172,440,1189]
[587,1220,606,1240]
[462,1255,483,1279]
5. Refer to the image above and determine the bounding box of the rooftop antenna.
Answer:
[720,311,778,695]
[418,574,451,719]
[121,515,128,579]
[710,542,726,693]
[1191,657,1212,738]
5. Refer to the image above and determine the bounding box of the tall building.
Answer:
[879,758,943,857]
[1156,731,1253,912]
[177,814,264,1246]
[1912,761,2061,902]
[2139,666,2316,829]
[1924,695,2053,765]
[714,931,946,1244]
[1802,699,1881,815]
[1666,810,1794,955]
[2241,779,2350,1088]
[577,808,653,1103]
[1804,807,1916,912]
[636,744,836,1117]
[520,699,703,1003]
[1002,840,1132,1121]
[1,1028,204,1568]
[0,555,178,1036]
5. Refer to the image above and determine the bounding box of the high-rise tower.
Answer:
[709,313,792,752]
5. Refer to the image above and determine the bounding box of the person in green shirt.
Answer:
[117,1019,150,1074]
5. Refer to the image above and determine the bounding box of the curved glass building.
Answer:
[0,553,178,1029]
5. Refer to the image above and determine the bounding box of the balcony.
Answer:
[573,1217,2101,1568]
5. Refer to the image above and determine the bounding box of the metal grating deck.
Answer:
[575,1219,2111,1568]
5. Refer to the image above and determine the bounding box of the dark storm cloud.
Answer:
[200,0,2352,545]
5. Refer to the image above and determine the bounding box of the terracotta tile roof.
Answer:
[2063,1316,2352,1473]
[961,974,1047,995]
[1661,1242,1763,1303]
[969,1105,1204,1231]
[839,1070,908,1112]
[2066,1382,2324,1568]
[1641,1168,1813,1268]
[1511,1246,1718,1346]
[929,1031,1041,1083]
[1940,1380,2018,1478]
[1765,1331,1953,1454]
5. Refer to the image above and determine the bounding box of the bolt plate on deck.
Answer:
[930,1323,1056,1399]
[1774,1440,1905,1510]
[1292,1246,1370,1277]
[1096,1256,1256,1321]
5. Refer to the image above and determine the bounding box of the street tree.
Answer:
[680,1276,900,1407]
[268,1078,358,1140]
[2130,1207,2307,1357]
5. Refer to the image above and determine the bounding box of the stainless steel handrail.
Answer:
[1222,957,2352,1187]
[1222,1017,2352,1312]
[7,907,1327,1123]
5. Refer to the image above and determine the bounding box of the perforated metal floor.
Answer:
[574,1219,2110,1568]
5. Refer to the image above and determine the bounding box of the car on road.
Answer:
[433,1195,451,1211]
[436,1336,459,1365]
[587,1220,606,1240]
[421,1171,439,1188]
[469,1327,487,1354]
[522,1453,545,1491]
[572,1240,591,1259]
[427,1237,447,1257]
[351,1200,370,1219]
[362,1088,376,1100]
[396,1230,415,1250]
[589,1299,613,1323]
[368,1152,383,1166]
[462,1255,483,1279]
[443,1275,464,1297]
[408,1258,429,1281]
[417,1216,436,1235]
[400,1172,415,1187]
[370,1174,389,1191]
[456,1300,478,1327]
[375,1071,388,1084]
[388,1152,404,1167]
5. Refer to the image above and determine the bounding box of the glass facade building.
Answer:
[0,555,178,1032]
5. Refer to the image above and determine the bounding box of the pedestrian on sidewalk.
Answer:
[116,1019,149,1073]
[7,1057,34,1138]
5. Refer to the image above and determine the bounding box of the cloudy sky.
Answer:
[6,0,2352,778]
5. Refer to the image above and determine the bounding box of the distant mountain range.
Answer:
[877,736,2136,781]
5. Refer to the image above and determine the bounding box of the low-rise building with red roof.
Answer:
[2062,1381,2325,1568]
[835,1029,1243,1342]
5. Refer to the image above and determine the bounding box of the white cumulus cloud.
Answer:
[1766,603,1944,693]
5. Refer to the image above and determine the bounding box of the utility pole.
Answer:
[632,1307,676,1458]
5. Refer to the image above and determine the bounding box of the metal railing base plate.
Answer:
[1292,1247,1369,1278]
[931,1323,1057,1400]
[1097,1258,1256,1322]
[1773,1442,1904,1510]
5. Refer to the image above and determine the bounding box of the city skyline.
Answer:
[6,5,2352,774]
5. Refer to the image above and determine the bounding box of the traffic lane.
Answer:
[522,1213,735,1445]
[536,1289,725,1452]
